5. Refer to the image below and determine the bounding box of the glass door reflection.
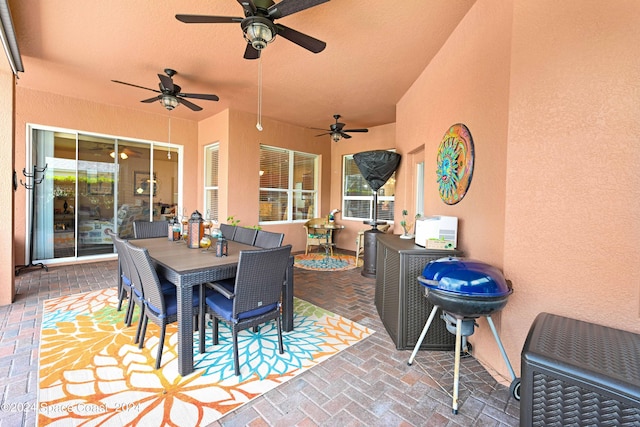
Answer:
[77,135,117,256]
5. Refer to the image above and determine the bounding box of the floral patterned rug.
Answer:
[38,288,373,426]
[294,253,359,271]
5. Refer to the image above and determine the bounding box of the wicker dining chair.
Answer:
[219,223,237,240]
[107,230,142,327]
[232,227,258,246]
[133,220,169,239]
[125,242,210,369]
[254,230,284,249]
[200,245,292,376]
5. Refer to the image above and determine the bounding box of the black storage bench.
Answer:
[520,312,640,427]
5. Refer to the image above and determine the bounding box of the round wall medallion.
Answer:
[436,123,474,205]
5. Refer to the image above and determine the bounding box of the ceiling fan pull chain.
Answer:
[256,56,263,131]
[167,116,172,159]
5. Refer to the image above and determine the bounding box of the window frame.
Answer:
[259,145,318,225]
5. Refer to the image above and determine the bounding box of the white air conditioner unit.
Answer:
[414,216,458,248]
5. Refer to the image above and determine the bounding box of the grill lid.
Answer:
[419,257,512,298]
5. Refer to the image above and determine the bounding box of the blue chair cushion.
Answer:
[308,233,329,238]
[122,274,132,288]
[205,291,277,323]
[147,287,208,318]
[129,278,172,299]
[214,278,235,293]
[159,277,175,293]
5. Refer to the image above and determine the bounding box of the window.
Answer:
[259,145,318,223]
[342,153,395,222]
[416,161,424,217]
[204,144,219,221]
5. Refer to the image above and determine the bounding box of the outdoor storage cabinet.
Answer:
[521,312,640,427]
[375,234,461,350]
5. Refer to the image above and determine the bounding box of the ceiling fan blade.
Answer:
[122,148,142,158]
[180,93,219,102]
[158,74,174,92]
[111,80,160,93]
[268,0,329,19]
[275,24,326,53]
[244,43,261,59]
[344,129,369,133]
[340,132,352,139]
[237,0,257,16]
[175,14,242,24]
[315,132,331,137]
[140,95,161,103]
[178,98,203,111]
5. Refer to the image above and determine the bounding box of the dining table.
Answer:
[130,237,294,376]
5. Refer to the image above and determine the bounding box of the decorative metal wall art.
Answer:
[436,123,475,205]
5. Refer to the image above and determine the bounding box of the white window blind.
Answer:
[259,145,317,223]
[204,144,219,221]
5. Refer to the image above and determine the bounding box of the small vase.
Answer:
[399,226,414,239]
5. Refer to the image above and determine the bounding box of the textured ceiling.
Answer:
[8,0,475,131]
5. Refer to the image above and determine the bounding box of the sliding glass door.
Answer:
[29,127,180,263]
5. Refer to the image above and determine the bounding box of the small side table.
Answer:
[317,223,344,256]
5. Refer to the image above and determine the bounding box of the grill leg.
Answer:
[485,315,517,382]
[452,317,463,414]
[407,305,439,365]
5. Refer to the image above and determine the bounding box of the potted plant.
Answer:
[400,210,421,239]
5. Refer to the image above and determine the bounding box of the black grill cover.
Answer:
[353,150,401,191]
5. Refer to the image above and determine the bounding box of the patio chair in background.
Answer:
[133,220,169,239]
[232,227,258,246]
[219,223,237,240]
[254,230,284,248]
[200,245,292,376]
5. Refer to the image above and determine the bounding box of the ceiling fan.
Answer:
[111,68,219,111]
[85,143,142,159]
[176,0,329,60]
[315,115,369,142]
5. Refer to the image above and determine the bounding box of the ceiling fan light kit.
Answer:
[242,17,274,50]
[161,95,179,110]
[110,151,128,160]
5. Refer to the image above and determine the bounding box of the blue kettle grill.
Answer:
[408,257,520,414]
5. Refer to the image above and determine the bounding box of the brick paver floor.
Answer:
[1,254,519,426]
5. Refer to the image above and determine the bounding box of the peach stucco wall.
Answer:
[397,0,640,381]
[199,109,333,253]
[396,0,512,378]
[1,62,16,304]
[502,0,640,372]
